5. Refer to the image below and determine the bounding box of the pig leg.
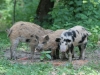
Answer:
[78,43,87,60]
[55,48,59,59]
[51,45,59,60]
[10,39,19,60]
[53,45,59,59]
[68,50,72,62]
[51,49,56,60]
[52,49,59,59]
[68,45,74,62]
[30,45,36,60]
[61,52,66,60]
[71,47,74,58]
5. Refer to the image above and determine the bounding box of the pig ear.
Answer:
[42,35,49,44]
[35,35,39,40]
[6,29,12,37]
[44,35,49,41]
[55,38,61,42]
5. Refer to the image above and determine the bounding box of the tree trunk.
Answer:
[12,0,16,24]
[35,0,54,26]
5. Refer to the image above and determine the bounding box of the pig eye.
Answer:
[64,39,71,42]
[61,41,64,43]
[65,43,67,45]
[42,42,46,44]
[59,42,61,45]
[34,40,37,42]
[61,37,63,39]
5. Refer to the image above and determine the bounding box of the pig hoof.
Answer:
[52,56,59,60]
[11,56,17,60]
[79,57,85,60]
[72,55,74,58]
[40,59,44,62]
[56,56,60,59]
[61,57,68,61]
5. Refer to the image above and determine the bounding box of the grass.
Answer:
[0,32,100,75]
[0,32,10,47]
[0,59,100,75]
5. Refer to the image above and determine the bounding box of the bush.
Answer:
[49,0,100,28]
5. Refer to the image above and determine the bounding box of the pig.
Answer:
[56,26,91,62]
[7,21,53,60]
[35,29,65,59]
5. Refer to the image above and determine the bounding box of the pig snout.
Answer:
[35,45,43,52]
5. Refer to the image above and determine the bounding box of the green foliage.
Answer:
[0,58,53,75]
[0,0,13,30]
[15,0,39,22]
[0,0,40,30]
[0,32,10,49]
[88,25,100,47]
[40,51,52,61]
[0,0,6,9]
[49,0,100,29]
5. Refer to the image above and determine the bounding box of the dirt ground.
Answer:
[4,48,100,69]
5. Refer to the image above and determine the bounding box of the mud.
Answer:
[3,48,100,69]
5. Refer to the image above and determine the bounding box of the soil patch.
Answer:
[4,48,100,69]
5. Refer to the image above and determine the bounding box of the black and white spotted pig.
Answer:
[56,26,91,62]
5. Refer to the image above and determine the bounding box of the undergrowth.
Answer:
[0,58,100,75]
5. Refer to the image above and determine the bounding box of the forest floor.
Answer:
[4,47,100,69]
